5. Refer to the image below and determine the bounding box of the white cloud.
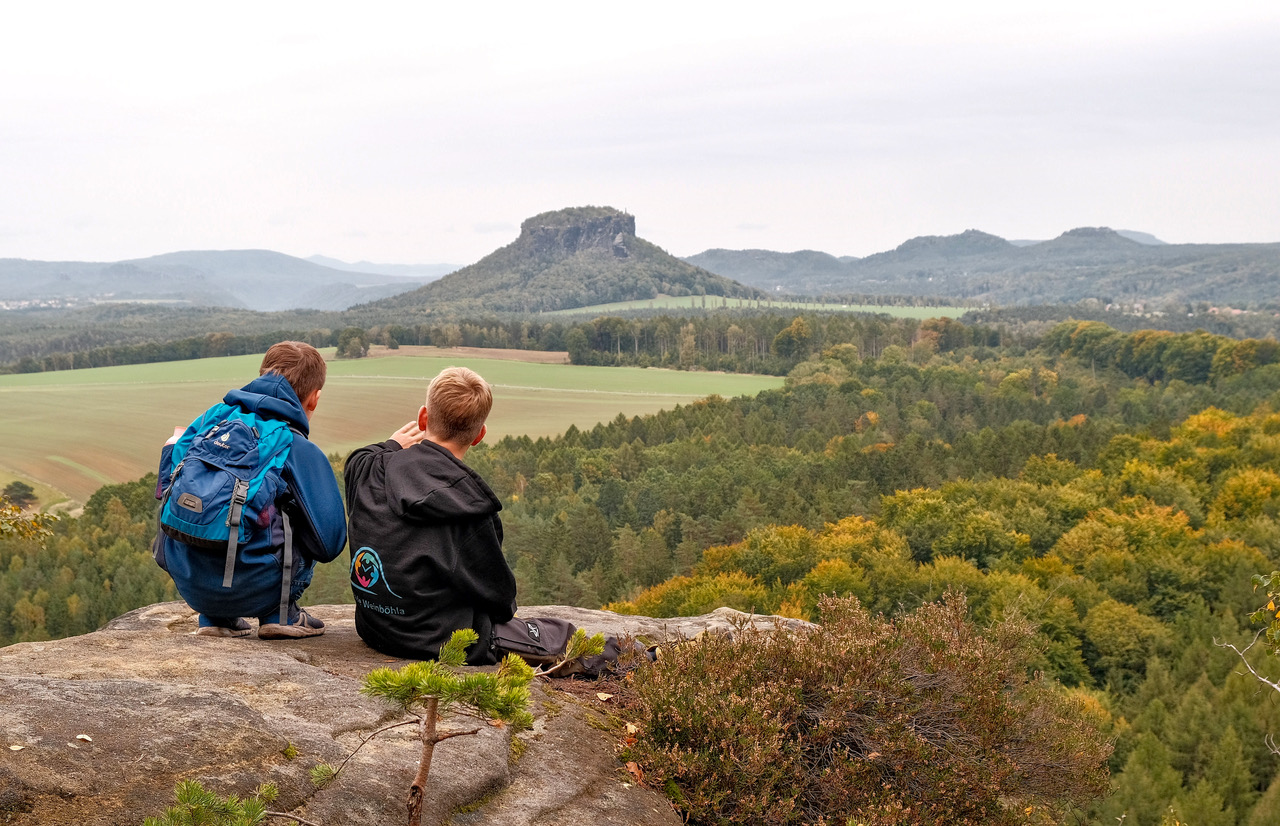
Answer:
[1,2,1278,262]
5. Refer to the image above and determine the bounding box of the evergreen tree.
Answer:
[1171,778,1233,826]
[1205,725,1258,817]
[1246,770,1280,826]
[1099,733,1183,826]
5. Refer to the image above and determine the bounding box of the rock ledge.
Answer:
[0,602,801,825]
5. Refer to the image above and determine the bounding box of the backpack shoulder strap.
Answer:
[278,511,294,626]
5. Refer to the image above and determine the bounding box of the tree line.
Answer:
[1,311,1006,377]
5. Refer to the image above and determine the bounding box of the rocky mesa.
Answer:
[353,206,763,315]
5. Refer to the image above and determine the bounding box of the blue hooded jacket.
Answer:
[155,373,347,619]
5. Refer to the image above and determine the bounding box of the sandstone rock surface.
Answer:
[0,602,800,825]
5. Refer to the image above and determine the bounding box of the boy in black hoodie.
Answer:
[346,366,535,665]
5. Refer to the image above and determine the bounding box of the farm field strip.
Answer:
[0,350,782,506]
[334,374,721,397]
[543,294,970,318]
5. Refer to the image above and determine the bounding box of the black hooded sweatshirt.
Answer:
[345,439,516,665]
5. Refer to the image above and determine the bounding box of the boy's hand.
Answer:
[164,425,184,446]
[390,421,426,448]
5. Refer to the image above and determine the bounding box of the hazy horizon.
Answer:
[0,225,1196,269]
[3,2,1278,265]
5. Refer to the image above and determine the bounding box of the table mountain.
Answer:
[358,206,763,315]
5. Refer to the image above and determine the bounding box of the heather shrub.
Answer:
[628,593,1111,826]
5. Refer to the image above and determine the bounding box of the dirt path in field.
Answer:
[358,345,570,364]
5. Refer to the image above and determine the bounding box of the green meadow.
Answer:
[0,349,782,506]
[543,294,969,318]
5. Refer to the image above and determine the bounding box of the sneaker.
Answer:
[258,607,325,640]
[195,617,252,638]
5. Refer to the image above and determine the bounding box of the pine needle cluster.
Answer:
[359,627,536,729]
[142,780,280,826]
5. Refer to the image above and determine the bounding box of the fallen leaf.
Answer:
[625,723,639,735]
[75,734,92,742]
[625,761,644,782]
[596,692,614,702]
[867,752,881,760]
[488,720,506,728]
[8,745,23,751]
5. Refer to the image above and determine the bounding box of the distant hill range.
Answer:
[305,255,456,281]
[0,250,429,312]
[685,228,1280,307]
[358,206,764,315]
[1008,229,1167,248]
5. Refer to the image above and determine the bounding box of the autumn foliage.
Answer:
[628,594,1111,826]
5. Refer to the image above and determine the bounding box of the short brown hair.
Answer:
[260,341,327,402]
[427,367,492,444]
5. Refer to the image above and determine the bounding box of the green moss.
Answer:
[583,710,624,733]
[448,788,499,820]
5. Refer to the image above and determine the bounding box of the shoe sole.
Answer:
[196,626,252,638]
[258,623,325,640]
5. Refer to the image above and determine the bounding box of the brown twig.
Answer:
[266,812,322,826]
[1215,632,1280,695]
[322,717,421,786]
[436,728,481,742]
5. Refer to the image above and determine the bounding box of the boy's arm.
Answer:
[156,443,175,500]
[156,424,193,499]
[283,440,348,563]
[340,422,422,503]
[453,518,517,624]
[343,440,400,504]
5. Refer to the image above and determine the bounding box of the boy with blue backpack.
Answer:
[154,341,347,639]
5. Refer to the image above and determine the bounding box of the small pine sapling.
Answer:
[313,628,537,826]
[143,779,319,826]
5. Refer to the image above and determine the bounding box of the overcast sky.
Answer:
[2,2,1278,265]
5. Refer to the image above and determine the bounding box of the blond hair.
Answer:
[260,341,327,402]
[427,367,492,444]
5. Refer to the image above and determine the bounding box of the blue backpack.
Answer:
[159,403,295,593]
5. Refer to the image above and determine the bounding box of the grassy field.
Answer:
[544,294,970,319]
[0,349,782,506]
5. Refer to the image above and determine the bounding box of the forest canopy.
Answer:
[5,318,1280,823]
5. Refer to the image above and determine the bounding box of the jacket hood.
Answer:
[223,373,310,436]
[388,440,502,521]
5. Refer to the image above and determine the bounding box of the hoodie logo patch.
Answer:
[351,547,403,599]
[526,621,540,640]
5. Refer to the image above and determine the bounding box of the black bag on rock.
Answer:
[490,617,578,666]
[491,616,655,677]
